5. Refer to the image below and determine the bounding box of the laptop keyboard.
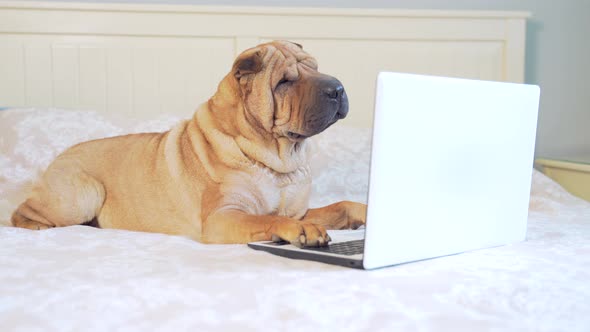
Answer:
[303,239,364,256]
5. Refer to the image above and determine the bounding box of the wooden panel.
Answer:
[0,7,516,41]
[0,41,24,106]
[235,37,261,55]
[504,18,527,83]
[24,44,52,106]
[52,45,78,109]
[185,39,235,112]
[79,46,106,111]
[107,47,132,116]
[0,34,234,118]
[157,47,187,116]
[132,47,159,118]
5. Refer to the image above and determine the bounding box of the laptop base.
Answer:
[248,242,364,269]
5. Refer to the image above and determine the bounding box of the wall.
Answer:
[19,0,590,159]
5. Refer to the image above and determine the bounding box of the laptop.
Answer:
[248,72,541,270]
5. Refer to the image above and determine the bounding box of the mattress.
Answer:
[1,108,589,331]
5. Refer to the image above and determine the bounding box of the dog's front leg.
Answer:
[301,201,367,230]
[202,210,330,247]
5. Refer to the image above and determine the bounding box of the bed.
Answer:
[1,2,589,331]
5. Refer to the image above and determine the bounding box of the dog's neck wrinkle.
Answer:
[182,107,250,183]
[216,99,305,175]
[239,104,272,141]
[236,104,309,174]
[235,135,308,174]
[198,91,308,175]
[186,107,296,177]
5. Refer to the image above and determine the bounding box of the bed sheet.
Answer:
[1,108,589,331]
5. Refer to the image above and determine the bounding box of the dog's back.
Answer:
[12,121,207,239]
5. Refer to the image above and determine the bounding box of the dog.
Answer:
[11,40,367,247]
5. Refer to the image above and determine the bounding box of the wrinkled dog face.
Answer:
[233,41,349,142]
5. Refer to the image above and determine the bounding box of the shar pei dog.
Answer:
[11,40,367,247]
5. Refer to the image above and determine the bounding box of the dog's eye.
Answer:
[277,78,289,86]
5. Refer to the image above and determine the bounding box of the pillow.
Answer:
[308,125,371,207]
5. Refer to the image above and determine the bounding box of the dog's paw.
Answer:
[340,201,367,229]
[271,221,331,248]
[11,211,54,230]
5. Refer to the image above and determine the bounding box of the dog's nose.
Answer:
[323,82,344,100]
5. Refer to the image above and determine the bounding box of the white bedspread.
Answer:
[1,109,589,331]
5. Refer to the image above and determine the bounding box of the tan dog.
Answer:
[11,41,366,247]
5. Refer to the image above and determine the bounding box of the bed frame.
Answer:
[0,1,529,127]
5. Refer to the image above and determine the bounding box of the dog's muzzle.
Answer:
[305,77,349,133]
[321,79,349,120]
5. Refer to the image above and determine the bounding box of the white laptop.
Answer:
[248,72,540,270]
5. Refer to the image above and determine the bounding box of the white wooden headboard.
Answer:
[0,1,529,127]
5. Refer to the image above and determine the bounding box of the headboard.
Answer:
[0,1,530,127]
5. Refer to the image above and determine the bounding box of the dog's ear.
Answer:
[234,50,263,79]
